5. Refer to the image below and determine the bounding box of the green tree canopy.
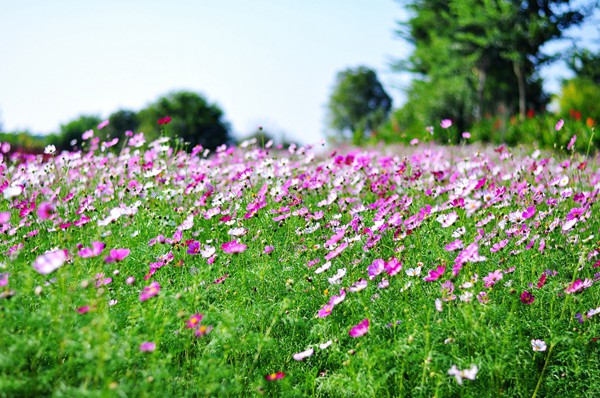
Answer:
[56,114,102,150]
[395,0,590,135]
[568,48,600,84]
[106,109,140,141]
[138,91,232,151]
[327,66,392,144]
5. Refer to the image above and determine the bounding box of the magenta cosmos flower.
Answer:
[105,248,130,263]
[157,116,172,125]
[140,281,160,302]
[349,318,369,338]
[186,313,203,329]
[424,265,446,282]
[139,342,156,352]
[221,240,247,254]
[265,372,285,381]
[440,119,453,129]
[36,202,55,220]
[78,241,106,258]
[520,290,535,304]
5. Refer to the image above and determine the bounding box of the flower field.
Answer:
[0,131,599,397]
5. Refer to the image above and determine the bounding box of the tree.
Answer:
[138,91,232,151]
[327,66,392,144]
[395,0,590,132]
[55,114,102,150]
[106,109,140,140]
[558,48,600,121]
[567,48,600,84]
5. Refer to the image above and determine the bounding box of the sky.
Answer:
[0,1,598,145]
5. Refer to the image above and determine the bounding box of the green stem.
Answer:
[531,342,554,398]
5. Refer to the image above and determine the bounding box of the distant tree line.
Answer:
[327,0,600,146]
[52,91,234,152]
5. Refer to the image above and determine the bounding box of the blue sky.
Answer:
[0,0,598,144]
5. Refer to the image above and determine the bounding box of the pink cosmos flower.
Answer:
[565,279,592,294]
[317,303,334,318]
[490,239,508,253]
[445,239,463,251]
[186,313,204,329]
[97,120,109,130]
[187,240,200,255]
[325,229,345,247]
[263,245,274,254]
[440,119,453,129]
[78,241,106,258]
[522,206,536,220]
[0,212,10,224]
[384,258,402,276]
[221,240,247,254]
[477,291,489,304]
[194,324,213,337]
[77,305,90,314]
[0,273,8,287]
[483,270,503,288]
[555,119,564,131]
[368,259,386,279]
[292,348,314,361]
[139,281,160,302]
[36,202,55,220]
[462,132,471,139]
[265,372,285,381]
[82,129,94,140]
[424,265,446,282]
[105,248,130,263]
[33,250,67,275]
[567,135,577,150]
[324,242,348,260]
[139,342,156,352]
[348,318,369,338]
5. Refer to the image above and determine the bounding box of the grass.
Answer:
[0,133,599,397]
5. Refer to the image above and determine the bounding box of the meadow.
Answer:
[0,125,599,397]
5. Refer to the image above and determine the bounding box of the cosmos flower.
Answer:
[186,313,204,329]
[424,265,446,282]
[348,318,369,338]
[292,348,314,361]
[440,119,453,129]
[33,250,67,275]
[221,240,247,254]
[158,116,172,125]
[139,342,156,352]
[448,364,478,385]
[531,339,547,352]
[265,372,285,381]
[483,270,503,288]
[105,248,130,263]
[555,119,564,131]
[78,241,106,258]
[520,290,535,305]
[140,281,160,302]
